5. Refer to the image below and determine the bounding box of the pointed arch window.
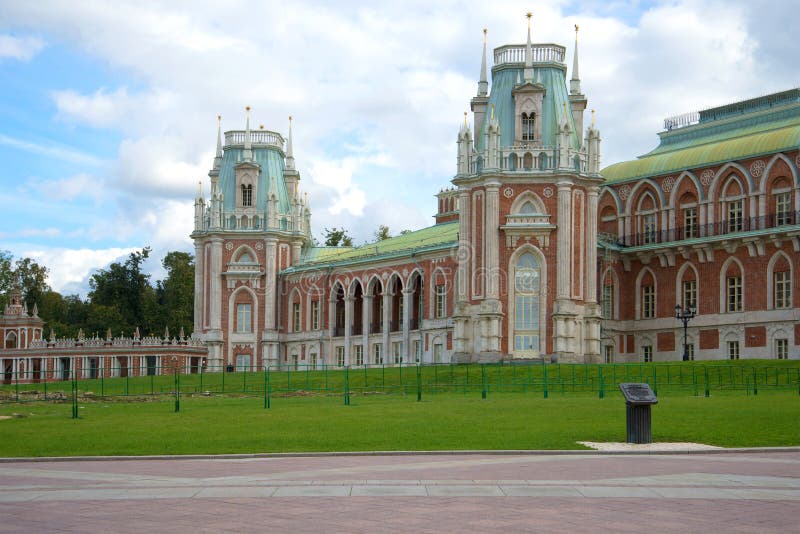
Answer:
[514,253,541,353]
[521,113,535,142]
[241,184,253,207]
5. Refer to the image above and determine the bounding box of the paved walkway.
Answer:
[1,451,799,532]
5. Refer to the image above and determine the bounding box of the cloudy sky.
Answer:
[0,0,796,296]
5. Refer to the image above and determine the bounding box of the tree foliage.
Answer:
[323,227,354,247]
[374,225,391,241]
[0,251,50,311]
[156,251,195,336]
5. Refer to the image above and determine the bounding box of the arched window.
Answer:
[514,253,541,354]
[519,201,536,214]
[241,184,253,207]
[521,112,535,141]
[721,177,744,233]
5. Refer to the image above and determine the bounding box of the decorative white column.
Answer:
[209,238,223,332]
[344,296,352,366]
[263,238,278,331]
[193,241,204,334]
[484,182,500,299]
[457,189,470,302]
[402,288,412,361]
[556,183,573,300]
[362,295,371,361]
[382,291,391,363]
[586,186,599,303]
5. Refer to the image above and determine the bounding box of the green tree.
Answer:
[0,251,50,311]
[374,225,391,241]
[88,248,156,333]
[157,251,195,336]
[323,227,353,247]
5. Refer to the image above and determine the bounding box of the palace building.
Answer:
[2,21,799,381]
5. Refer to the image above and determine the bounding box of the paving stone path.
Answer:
[1,451,798,532]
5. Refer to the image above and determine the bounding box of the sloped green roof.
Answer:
[602,105,800,183]
[287,222,459,272]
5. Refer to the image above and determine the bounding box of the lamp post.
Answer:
[674,304,696,361]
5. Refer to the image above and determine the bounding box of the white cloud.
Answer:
[24,247,140,295]
[25,173,103,202]
[0,34,44,60]
[0,133,104,166]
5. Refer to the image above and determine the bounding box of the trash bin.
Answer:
[618,383,658,444]
[226,364,234,373]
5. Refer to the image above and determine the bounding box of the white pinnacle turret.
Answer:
[243,106,253,161]
[524,13,534,83]
[213,115,223,169]
[286,115,295,170]
[570,24,582,95]
[478,29,488,97]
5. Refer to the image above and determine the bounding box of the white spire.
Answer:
[243,106,252,161]
[213,114,223,170]
[570,24,582,95]
[477,28,488,97]
[524,13,534,83]
[286,115,295,170]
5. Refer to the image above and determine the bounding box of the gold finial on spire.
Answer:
[259,124,264,130]
[483,28,487,42]
[591,109,595,127]
[464,111,468,127]
[490,103,495,121]
[217,114,221,122]
[563,101,567,116]
[526,12,532,27]
[245,105,250,112]
[575,24,579,34]
[289,115,293,122]
[197,181,202,195]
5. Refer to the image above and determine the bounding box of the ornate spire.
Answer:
[213,114,223,169]
[243,106,253,161]
[286,115,295,170]
[477,28,488,97]
[570,24,582,95]
[524,13,534,83]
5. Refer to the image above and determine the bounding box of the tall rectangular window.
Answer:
[727,340,740,360]
[336,346,345,367]
[309,352,317,368]
[642,285,655,319]
[776,192,791,226]
[413,340,421,363]
[521,112,535,141]
[604,345,613,364]
[682,280,697,310]
[392,341,402,364]
[353,345,363,366]
[310,300,320,330]
[727,199,743,232]
[373,344,383,365]
[435,284,446,318]
[433,343,443,363]
[292,302,301,332]
[643,213,657,244]
[685,343,695,361]
[727,276,742,312]
[602,284,614,320]
[241,184,252,207]
[775,271,791,309]
[683,206,697,238]
[775,338,788,360]
[236,303,252,333]
[642,345,652,363]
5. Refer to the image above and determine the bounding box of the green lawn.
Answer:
[1,390,798,457]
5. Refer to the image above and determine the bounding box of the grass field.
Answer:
[1,390,798,457]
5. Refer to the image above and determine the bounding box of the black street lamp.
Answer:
[674,304,696,361]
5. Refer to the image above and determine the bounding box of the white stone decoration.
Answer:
[795,154,800,168]
[661,176,675,192]
[543,187,554,198]
[503,187,514,198]
[255,242,263,250]
[225,242,233,251]
[619,185,631,200]
[750,159,765,178]
[700,169,714,186]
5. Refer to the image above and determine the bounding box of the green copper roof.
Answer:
[602,101,800,183]
[287,222,459,272]
[476,66,579,151]
[217,147,290,212]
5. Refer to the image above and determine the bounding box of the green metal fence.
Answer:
[2,361,799,417]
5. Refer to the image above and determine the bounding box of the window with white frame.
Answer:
[642,345,653,363]
[373,344,383,365]
[392,341,402,364]
[336,346,345,367]
[353,344,363,366]
[642,285,655,319]
[685,343,695,361]
[682,279,697,311]
[602,284,614,320]
[727,198,743,232]
[310,300,320,330]
[433,343,443,363]
[292,302,301,332]
[604,345,613,364]
[776,191,791,226]
[241,184,252,207]
[727,340,740,360]
[683,206,697,239]
[309,352,317,368]
[775,271,791,309]
[775,338,788,360]
[643,213,657,244]
[435,284,446,318]
[727,276,742,312]
[236,303,252,333]
[413,340,421,363]
[521,112,535,142]
[235,354,251,371]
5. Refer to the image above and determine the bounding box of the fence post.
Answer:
[543,364,548,399]
[704,366,710,397]
[481,364,487,399]
[652,366,658,397]
[222,366,225,393]
[416,364,422,402]
[752,367,758,396]
[15,367,19,402]
[797,368,800,396]
[344,366,350,406]
[71,372,78,419]
[174,369,180,413]
[598,365,604,399]
[265,367,270,409]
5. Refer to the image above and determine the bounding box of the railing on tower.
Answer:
[493,44,566,66]
[224,130,285,150]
